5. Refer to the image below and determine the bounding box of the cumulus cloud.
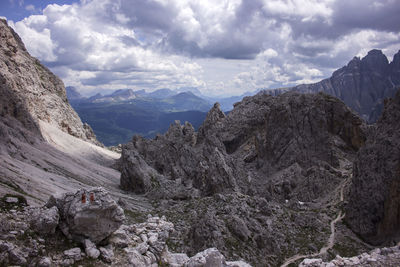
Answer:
[9,0,400,96]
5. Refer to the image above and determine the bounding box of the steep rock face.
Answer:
[0,19,99,145]
[0,19,129,210]
[120,116,238,199]
[264,49,400,122]
[120,92,365,202]
[346,88,400,245]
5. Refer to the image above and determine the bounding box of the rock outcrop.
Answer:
[46,187,125,244]
[0,19,99,145]
[346,88,400,245]
[262,49,400,122]
[120,92,365,201]
[300,245,400,266]
[0,191,250,266]
[119,91,366,265]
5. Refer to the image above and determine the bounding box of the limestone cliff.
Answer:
[0,19,99,145]
[0,19,123,207]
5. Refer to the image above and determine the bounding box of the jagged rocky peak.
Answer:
[361,49,389,74]
[111,88,135,97]
[265,49,400,123]
[120,91,365,201]
[346,87,400,246]
[0,19,99,145]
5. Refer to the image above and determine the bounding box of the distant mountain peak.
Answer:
[367,49,384,56]
[111,89,135,97]
[262,49,400,122]
[174,91,196,97]
[66,86,84,100]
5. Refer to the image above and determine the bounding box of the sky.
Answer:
[1,0,400,97]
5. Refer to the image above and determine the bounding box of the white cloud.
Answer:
[262,0,333,19]
[25,4,35,11]
[10,2,205,95]
[9,0,400,97]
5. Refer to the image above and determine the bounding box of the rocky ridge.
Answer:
[120,92,365,200]
[346,87,400,245]
[119,92,369,265]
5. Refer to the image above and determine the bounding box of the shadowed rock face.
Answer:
[346,88,400,245]
[120,92,365,202]
[262,49,400,123]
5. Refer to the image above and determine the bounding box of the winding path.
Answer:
[280,180,347,267]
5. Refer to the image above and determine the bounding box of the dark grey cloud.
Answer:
[11,0,400,96]
[332,0,400,33]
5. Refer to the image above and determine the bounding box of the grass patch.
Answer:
[0,193,28,211]
[124,209,147,224]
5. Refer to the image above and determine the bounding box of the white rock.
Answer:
[300,258,323,266]
[148,233,159,245]
[37,256,52,267]
[99,244,114,263]
[125,247,147,267]
[108,227,129,248]
[5,197,19,203]
[29,206,60,235]
[61,258,75,266]
[162,247,190,267]
[136,242,149,255]
[184,247,225,267]
[63,247,82,261]
[226,260,253,267]
[84,239,100,259]
[140,233,148,243]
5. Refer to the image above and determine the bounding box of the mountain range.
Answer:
[66,49,400,147]
[1,17,400,267]
[66,87,211,146]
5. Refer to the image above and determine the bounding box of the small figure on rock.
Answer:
[90,192,95,203]
[81,193,86,204]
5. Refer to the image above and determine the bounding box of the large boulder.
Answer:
[47,187,124,244]
[346,88,400,245]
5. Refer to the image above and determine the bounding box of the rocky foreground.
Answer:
[0,187,251,267]
[300,245,400,267]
